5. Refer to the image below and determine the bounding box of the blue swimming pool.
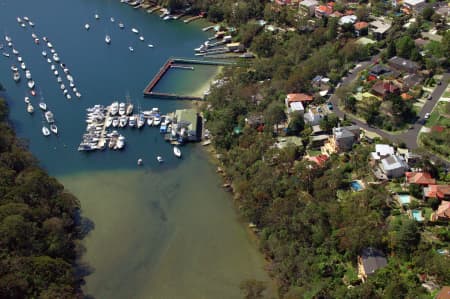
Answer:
[350,181,363,191]
[398,194,411,205]
[412,209,424,222]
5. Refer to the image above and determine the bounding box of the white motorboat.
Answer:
[131,28,139,34]
[27,103,34,114]
[60,84,65,90]
[70,82,75,88]
[128,115,136,127]
[52,54,60,62]
[173,146,181,158]
[115,135,125,150]
[110,17,115,22]
[11,65,18,72]
[137,114,145,128]
[31,33,37,39]
[63,89,68,95]
[45,111,54,123]
[53,70,58,76]
[119,102,126,115]
[112,118,119,127]
[157,156,164,163]
[50,48,55,54]
[42,126,50,136]
[2,52,10,57]
[105,35,111,44]
[119,116,128,127]
[20,22,26,28]
[51,64,56,71]
[148,44,154,48]
[66,94,72,100]
[23,16,29,22]
[29,21,35,27]
[72,86,77,92]
[25,70,31,79]
[42,36,48,42]
[42,50,47,57]
[27,80,35,89]
[153,116,161,126]
[85,23,90,30]
[34,38,39,44]
[94,13,99,20]
[105,118,113,128]
[30,90,36,97]
[66,74,73,81]
[47,42,53,48]
[18,56,23,62]
[46,58,52,63]
[24,96,30,104]
[39,102,47,111]
[147,117,153,126]
[75,92,82,98]
[12,48,19,55]
[5,35,12,42]
[118,22,124,29]
[20,62,26,69]
[63,68,70,74]
[129,46,134,52]
[110,101,119,115]
[139,36,144,41]
[50,124,58,134]
[7,42,12,47]
[17,17,22,23]
[13,71,20,82]
[137,158,143,166]
[57,77,62,83]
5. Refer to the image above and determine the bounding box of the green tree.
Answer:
[251,32,276,58]
[396,36,415,59]
[421,5,434,21]
[264,101,286,132]
[287,113,305,135]
[387,41,396,58]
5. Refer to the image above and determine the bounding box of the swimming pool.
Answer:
[350,181,363,191]
[398,194,411,205]
[412,209,424,222]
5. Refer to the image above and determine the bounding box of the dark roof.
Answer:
[370,65,391,75]
[388,56,419,72]
[360,247,387,275]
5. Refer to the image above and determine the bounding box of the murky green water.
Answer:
[0,0,273,298]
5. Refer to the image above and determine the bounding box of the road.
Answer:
[329,57,449,161]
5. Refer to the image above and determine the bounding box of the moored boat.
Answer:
[42,126,50,136]
[131,28,139,34]
[118,22,124,29]
[2,52,10,57]
[139,36,144,41]
[85,23,90,30]
[42,50,47,57]
[128,46,134,52]
[13,71,20,82]
[27,80,35,89]
[105,35,111,44]
[173,146,181,158]
[50,124,58,134]
[94,13,99,19]
[25,69,31,79]
[39,102,47,111]
[27,103,34,114]
[157,156,164,163]
[45,110,54,123]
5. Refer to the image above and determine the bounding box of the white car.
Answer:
[424,113,430,119]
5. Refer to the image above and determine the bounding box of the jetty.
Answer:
[143,58,234,100]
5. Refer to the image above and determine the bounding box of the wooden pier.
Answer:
[143,58,234,100]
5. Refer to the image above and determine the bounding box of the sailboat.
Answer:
[50,124,58,134]
[42,125,50,136]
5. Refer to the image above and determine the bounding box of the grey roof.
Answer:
[370,65,391,75]
[381,155,405,171]
[388,56,419,72]
[360,248,387,275]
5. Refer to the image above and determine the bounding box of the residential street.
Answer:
[329,58,449,164]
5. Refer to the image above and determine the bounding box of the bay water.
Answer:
[0,0,273,298]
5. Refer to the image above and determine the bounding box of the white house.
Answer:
[371,144,395,160]
[380,155,408,178]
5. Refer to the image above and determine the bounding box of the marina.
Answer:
[0,1,272,298]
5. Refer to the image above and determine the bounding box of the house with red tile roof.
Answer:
[307,154,329,167]
[371,81,400,99]
[354,21,369,36]
[315,5,333,18]
[431,200,450,222]
[285,93,313,104]
[405,172,436,185]
[436,286,450,299]
[424,185,450,200]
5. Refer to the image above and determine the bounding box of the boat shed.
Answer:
[175,109,201,142]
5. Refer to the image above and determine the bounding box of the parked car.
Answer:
[327,102,333,110]
[427,95,432,101]
[424,113,431,119]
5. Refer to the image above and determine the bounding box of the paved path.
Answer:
[329,58,449,164]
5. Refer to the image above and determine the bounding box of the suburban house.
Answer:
[405,172,436,186]
[399,73,423,90]
[339,15,358,26]
[285,93,313,114]
[354,21,369,36]
[304,108,323,125]
[424,185,450,200]
[369,65,395,78]
[307,154,329,167]
[310,134,329,148]
[370,144,395,160]
[321,125,360,155]
[371,81,400,99]
[369,18,392,40]
[402,0,426,14]
[358,248,387,282]
[299,0,319,16]
[245,114,264,129]
[431,200,450,222]
[287,101,305,115]
[380,155,408,178]
[435,286,450,299]
[315,4,333,18]
[311,75,331,91]
[388,56,419,73]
